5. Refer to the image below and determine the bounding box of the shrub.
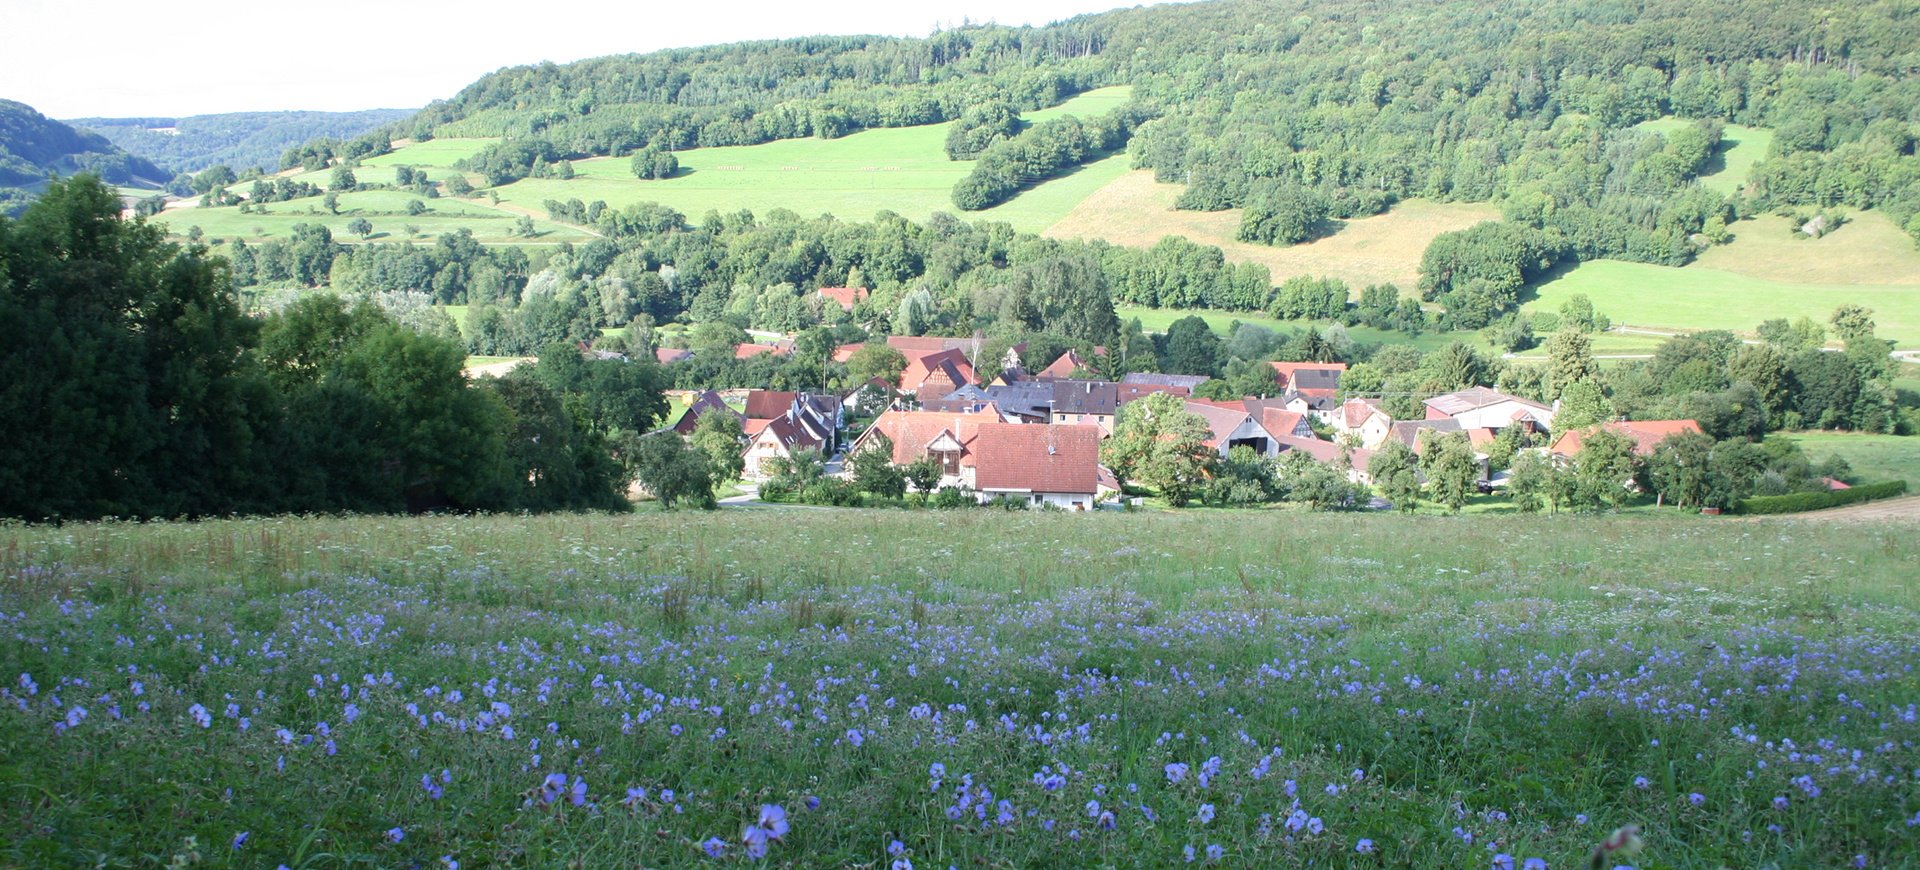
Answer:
[1730,480,1907,515]
[932,486,967,509]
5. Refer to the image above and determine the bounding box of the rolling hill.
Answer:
[67,108,414,175]
[0,99,163,215]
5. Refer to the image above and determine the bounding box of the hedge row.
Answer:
[1731,480,1909,515]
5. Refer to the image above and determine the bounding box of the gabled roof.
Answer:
[1123,372,1210,389]
[1270,362,1347,391]
[1334,398,1387,428]
[671,390,743,435]
[1038,350,1092,380]
[755,413,824,452]
[1548,420,1704,457]
[817,286,868,312]
[1285,391,1341,411]
[887,335,983,358]
[744,390,798,420]
[901,348,976,391]
[857,410,985,465]
[1424,386,1551,417]
[735,343,788,360]
[1388,419,1464,454]
[983,383,1056,418]
[1272,433,1345,462]
[971,423,1101,494]
[655,348,693,364]
[830,342,864,363]
[1258,407,1313,439]
[1184,400,1265,449]
[1051,380,1118,416]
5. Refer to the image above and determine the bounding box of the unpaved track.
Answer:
[1770,495,1920,523]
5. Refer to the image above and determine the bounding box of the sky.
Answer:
[6,0,1145,120]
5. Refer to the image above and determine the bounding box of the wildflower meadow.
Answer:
[1,510,1916,868]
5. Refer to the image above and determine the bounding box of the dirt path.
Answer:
[1767,495,1920,523]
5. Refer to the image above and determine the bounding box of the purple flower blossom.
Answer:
[1688,793,1704,806]
[759,804,789,839]
[1356,839,1376,854]
[1206,844,1224,861]
[1773,796,1790,811]
[1165,762,1189,783]
[1494,854,1515,870]
[1633,777,1649,789]
[1183,844,1196,863]
[702,837,726,857]
[385,827,404,843]
[569,778,588,807]
[1195,803,1215,824]
[740,824,769,859]
[232,832,248,850]
[1524,861,1548,870]
[423,774,443,799]
[891,859,914,870]
[889,840,906,857]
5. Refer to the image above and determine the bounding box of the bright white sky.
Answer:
[6,0,1145,120]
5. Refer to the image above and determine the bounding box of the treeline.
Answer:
[950,104,1154,209]
[71,109,412,175]
[0,177,664,520]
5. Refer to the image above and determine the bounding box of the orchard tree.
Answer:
[689,409,747,484]
[1101,391,1215,507]
[631,432,715,509]
[1369,439,1423,513]
[347,217,373,239]
[329,167,357,192]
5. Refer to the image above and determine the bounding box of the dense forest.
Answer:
[0,100,162,215]
[69,108,413,175]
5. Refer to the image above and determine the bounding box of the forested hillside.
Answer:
[302,0,1920,329]
[0,99,162,215]
[68,108,413,175]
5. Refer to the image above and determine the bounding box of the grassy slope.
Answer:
[1115,305,1670,358]
[1526,259,1920,348]
[483,87,1134,234]
[1046,171,1501,289]
[1785,432,1920,485]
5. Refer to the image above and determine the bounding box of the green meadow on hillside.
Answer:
[1635,118,1771,197]
[486,87,1135,234]
[151,188,593,244]
[1526,259,1920,348]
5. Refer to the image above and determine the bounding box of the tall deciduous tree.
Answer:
[1101,391,1215,507]
[1369,439,1423,513]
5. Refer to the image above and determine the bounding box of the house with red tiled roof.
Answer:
[1037,349,1095,380]
[848,411,1104,508]
[817,286,868,313]
[742,414,828,480]
[1242,400,1315,441]
[1548,420,1704,458]
[734,343,790,360]
[655,348,693,364]
[901,348,976,396]
[830,342,865,364]
[1328,398,1392,448]
[1272,434,1376,485]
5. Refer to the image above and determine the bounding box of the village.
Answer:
[626,287,1709,510]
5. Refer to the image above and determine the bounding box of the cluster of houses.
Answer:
[652,332,1709,509]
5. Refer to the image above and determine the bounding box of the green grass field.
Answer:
[1636,119,1771,197]
[2,510,1916,868]
[1527,259,1920,349]
[150,188,595,245]
[1784,432,1920,485]
[485,87,1135,234]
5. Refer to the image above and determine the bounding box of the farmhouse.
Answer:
[1270,362,1346,395]
[851,410,1105,508]
[734,343,790,360]
[1271,434,1375,484]
[1185,400,1279,457]
[654,348,693,364]
[900,348,976,398]
[1327,398,1393,448]
[1424,387,1555,431]
[742,414,828,480]
[1036,349,1095,380]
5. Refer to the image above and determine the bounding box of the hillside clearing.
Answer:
[1527,259,1920,349]
[479,87,1135,234]
[1046,172,1499,288]
[1635,119,1771,197]
[1689,212,1920,286]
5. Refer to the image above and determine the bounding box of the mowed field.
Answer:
[1527,258,1920,349]
[487,87,1136,234]
[1047,173,1501,289]
[1785,431,1920,486]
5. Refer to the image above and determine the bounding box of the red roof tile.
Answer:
[970,423,1101,494]
[1549,420,1703,456]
